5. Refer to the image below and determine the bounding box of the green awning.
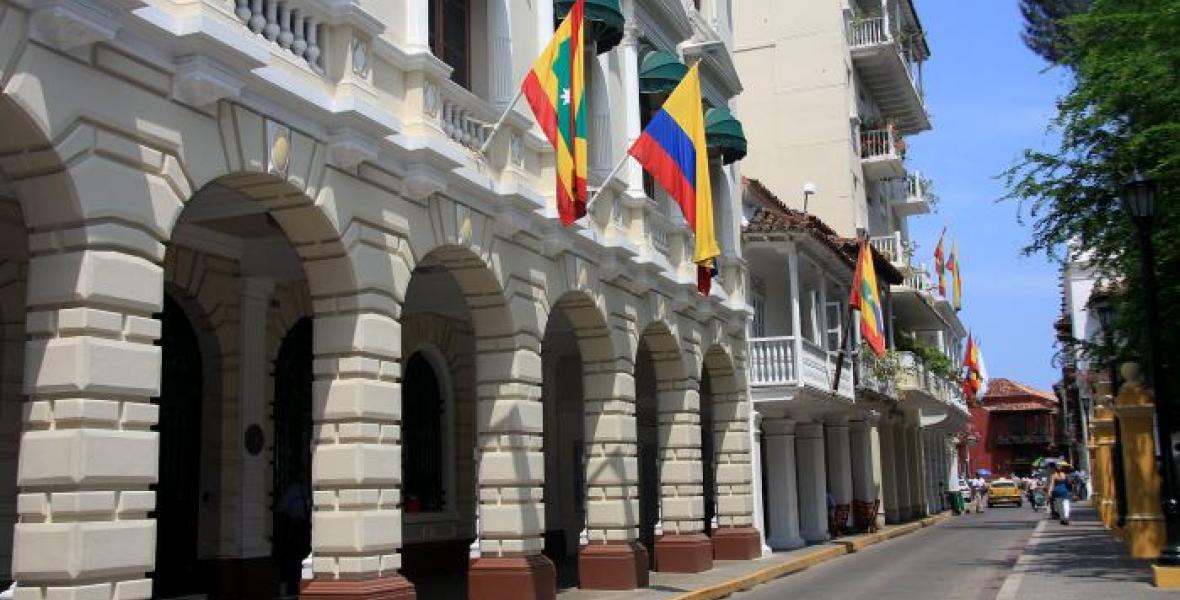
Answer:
[556,0,624,54]
[638,50,687,94]
[705,107,747,164]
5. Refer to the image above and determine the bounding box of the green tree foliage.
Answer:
[1019,0,1092,65]
[1004,0,1180,384]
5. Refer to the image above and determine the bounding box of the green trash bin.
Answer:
[951,491,965,515]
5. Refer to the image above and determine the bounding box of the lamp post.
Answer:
[1122,171,1180,564]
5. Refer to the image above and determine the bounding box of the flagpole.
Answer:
[584,152,632,212]
[478,87,526,156]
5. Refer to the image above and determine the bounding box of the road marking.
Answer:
[995,518,1048,600]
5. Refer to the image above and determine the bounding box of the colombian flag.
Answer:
[948,241,962,310]
[522,0,587,226]
[850,241,886,356]
[629,64,721,274]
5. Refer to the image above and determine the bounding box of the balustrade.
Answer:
[847,17,888,48]
[869,232,903,264]
[749,337,796,386]
[236,0,325,72]
[422,78,495,151]
[860,128,898,160]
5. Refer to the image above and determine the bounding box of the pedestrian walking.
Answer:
[1047,464,1072,525]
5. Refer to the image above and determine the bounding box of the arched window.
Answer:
[403,352,446,512]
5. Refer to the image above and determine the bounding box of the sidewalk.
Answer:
[997,504,1178,599]
[557,514,949,600]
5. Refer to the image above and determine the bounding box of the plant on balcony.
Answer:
[896,334,960,382]
[861,343,902,386]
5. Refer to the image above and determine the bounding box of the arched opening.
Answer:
[0,96,41,591]
[272,317,313,596]
[700,366,716,536]
[541,305,586,589]
[635,339,660,561]
[153,294,207,597]
[160,174,318,599]
[398,249,482,599]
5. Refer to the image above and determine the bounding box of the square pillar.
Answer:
[893,422,912,521]
[762,419,803,550]
[652,386,712,573]
[795,423,828,542]
[878,420,900,523]
[824,418,853,535]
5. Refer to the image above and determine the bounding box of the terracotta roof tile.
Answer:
[741,178,904,284]
[983,378,1057,402]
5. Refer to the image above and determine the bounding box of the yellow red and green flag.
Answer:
[850,240,886,356]
[948,241,962,310]
[522,0,587,226]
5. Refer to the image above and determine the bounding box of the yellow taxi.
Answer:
[987,478,1023,508]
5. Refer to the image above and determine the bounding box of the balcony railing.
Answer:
[235,0,326,72]
[860,128,901,161]
[857,351,898,397]
[749,336,853,399]
[902,265,933,293]
[869,232,904,265]
[422,77,495,151]
[881,171,925,203]
[847,17,889,48]
[896,351,968,413]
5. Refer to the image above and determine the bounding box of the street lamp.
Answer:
[1121,171,1180,565]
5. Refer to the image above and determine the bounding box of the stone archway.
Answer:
[700,346,760,560]
[634,323,712,574]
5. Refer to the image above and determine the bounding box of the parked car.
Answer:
[957,478,971,501]
[987,479,1022,508]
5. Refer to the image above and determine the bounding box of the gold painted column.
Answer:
[1111,368,1165,559]
[1090,402,1118,529]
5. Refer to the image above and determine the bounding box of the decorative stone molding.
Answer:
[173,56,244,108]
[328,128,381,171]
[30,0,125,51]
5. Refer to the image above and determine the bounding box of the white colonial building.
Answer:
[734,0,969,546]
[0,1,763,600]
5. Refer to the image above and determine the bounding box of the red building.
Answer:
[967,378,1059,478]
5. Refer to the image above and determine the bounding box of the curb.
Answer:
[668,512,952,600]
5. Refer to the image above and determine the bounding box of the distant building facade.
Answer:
[967,379,1059,478]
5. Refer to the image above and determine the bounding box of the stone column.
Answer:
[763,419,803,550]
[237,277,273,558]
[403,0,430,52]
[578,365,647,590]
[711,384,760,561]
[468,345,553,600]
[907,426,926,518]
[869,419,885,528]
[879,420,899,523]
[749,412,771,556]
[849,418,877,530]
[653,383,712,573]
[824,418,853,533]
[15,219,164,600]
[488,0,514,110]
[302,294,414,598]
[893,422,912,521]
[796,423,828,542]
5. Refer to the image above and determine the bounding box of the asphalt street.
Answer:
[733,504,1175,600]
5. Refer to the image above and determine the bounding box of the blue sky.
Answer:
[905,2,1072,390]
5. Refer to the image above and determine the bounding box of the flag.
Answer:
[962,334,982,400]
[629,64,720,275]
[850,240,886,356]
[697,262,719,296]
[948,241,962,310]
[522,0,587,226]
[934,227,946,297]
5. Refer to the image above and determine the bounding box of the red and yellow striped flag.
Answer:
[522,0,587,226]
[850,241,886,356]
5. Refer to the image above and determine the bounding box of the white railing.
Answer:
[800,339,829,391]
[869,232,903,264]
[646,206,671,256]
[896,351,967,411]
[749,337,796,386]
[857,351,898,397]
[860,128,899,160]
[235,0,325,72]
[903,265,933,293]
[882,171,926,203]
[423,78,494,150]
[847,17,889,48]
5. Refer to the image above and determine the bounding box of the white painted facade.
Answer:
[0,1,761,599]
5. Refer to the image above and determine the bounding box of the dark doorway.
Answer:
[636,343,659,561]
[701,369,716,535]
[403,353,445,514]
[153,294,205,598]
[272,318,313,597]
